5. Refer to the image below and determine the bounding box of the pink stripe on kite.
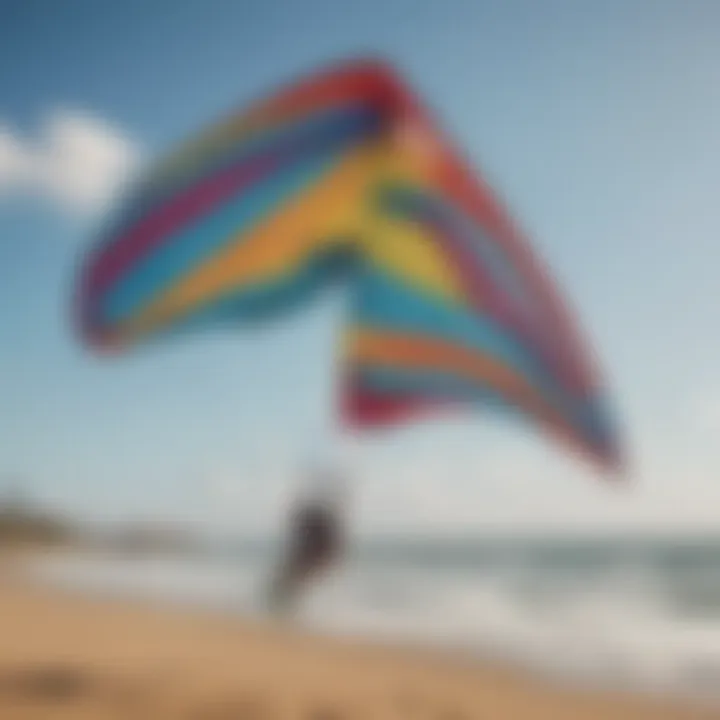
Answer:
[342,383,446,427]
[86,149,290,300]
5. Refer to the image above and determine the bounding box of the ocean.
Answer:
[26,535,720,704]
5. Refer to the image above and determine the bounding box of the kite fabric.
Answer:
[75,58,621,474]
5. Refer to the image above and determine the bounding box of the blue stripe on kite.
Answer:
[108,245,355,352]
[357,365,601,454]
[100,118,372,325]
[576,394,617,459]
[357,365,523,421]
[353,268,556,389]
[106,103,382,247]
[173,244,355,329]
[351,268,594,435]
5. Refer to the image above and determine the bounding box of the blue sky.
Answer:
[1,0,719,534]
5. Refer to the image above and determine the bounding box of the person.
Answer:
[266,468,347,613]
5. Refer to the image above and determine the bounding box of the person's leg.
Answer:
[266,542,320,612]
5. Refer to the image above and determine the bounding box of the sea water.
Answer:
[27,535,720,705]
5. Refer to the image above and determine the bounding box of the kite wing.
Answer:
[76,59,621,474]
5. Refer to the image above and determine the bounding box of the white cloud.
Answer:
[0,109,141,215]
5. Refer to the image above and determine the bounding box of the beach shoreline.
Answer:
[1,558,718,719]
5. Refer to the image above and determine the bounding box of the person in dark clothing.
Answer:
[267,472,346,612]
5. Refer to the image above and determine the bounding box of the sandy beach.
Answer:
[0,568,716,720]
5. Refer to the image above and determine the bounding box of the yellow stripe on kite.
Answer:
[360,216,464,304]
[121,143,383,338]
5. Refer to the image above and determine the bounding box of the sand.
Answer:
[0,571,717,719]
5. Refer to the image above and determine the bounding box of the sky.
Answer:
[1,0,720,536]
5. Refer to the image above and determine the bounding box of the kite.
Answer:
[75,58,621,474]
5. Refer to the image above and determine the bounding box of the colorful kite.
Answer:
[75,58,621,474]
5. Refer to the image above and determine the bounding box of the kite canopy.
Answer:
[75,58,621,474]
